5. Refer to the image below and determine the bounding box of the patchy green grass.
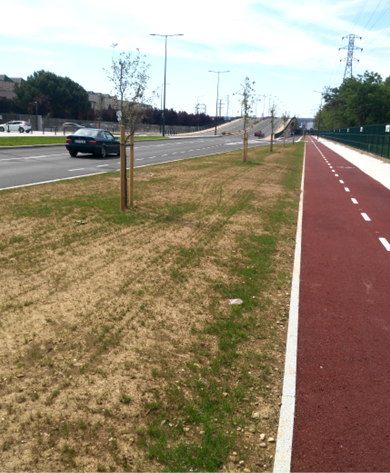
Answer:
[0,142,304,472]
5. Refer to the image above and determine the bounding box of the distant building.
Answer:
[0,75,24,99]
[87,91,115,111]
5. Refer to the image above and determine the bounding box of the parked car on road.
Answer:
[254,130,264,137]
[65,128,120,158]
[0,121,32,133]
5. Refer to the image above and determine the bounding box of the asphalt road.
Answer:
[0,133,298,190]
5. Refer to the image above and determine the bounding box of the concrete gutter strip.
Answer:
[273,141,305,473]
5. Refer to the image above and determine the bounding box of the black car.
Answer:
[65,128,120,158]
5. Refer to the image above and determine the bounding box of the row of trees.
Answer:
[76,106,220,127]
[316,71,390,130]
[2,67,217,127]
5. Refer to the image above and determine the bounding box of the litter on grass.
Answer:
[229,299,243,305]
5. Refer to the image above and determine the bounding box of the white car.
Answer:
[0,121,32,133]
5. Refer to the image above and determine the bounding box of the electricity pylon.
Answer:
[339,34,363,79]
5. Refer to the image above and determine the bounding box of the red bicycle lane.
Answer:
[290,137,390,472]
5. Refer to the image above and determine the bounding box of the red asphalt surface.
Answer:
[290,137,390,472]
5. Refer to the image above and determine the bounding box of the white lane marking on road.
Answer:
[69,168,84,171]
[97,164,109,167]
[24,155,48,159]
[344,187,350,192]
[329,166,333,168]
[332,170,335,173]
[339,180,344,184]
[351,198,358,204]
[172,152,177,155]
[181,151,185,153]
[335,174,339,176]
[162,154,167,156]
[379,238,390,251]
[136,158,144,161]
[190,149,194,151]
[149,156,156,159]
[361,213,371,221]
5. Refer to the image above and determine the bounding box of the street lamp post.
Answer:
[160,83,170,133]
[208,70,229,135]
[35,101,38,133]
[314,89,326,139]
[150,33,183,137]
[261,94,268,117]
[196,95,204,114]
[255,95,261,118]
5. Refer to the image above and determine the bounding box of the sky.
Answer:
[2,0,390,120]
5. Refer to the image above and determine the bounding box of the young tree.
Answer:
[269,102,278,152]
[234,77,256,162]
[104,49,157,135]
[104,48,157,209]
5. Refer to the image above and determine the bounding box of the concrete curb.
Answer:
[273,140,306,473]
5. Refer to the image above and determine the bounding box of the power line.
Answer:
[351,0,368,28]
[365,0,390,33]
[362,0,384,31]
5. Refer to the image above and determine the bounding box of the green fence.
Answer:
[319,123,390,159]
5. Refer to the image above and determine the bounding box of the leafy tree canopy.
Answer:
[14,70,90,118]
[316,71,390,129]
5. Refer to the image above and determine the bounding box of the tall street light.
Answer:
[208,70,229,135]
[254,94,262,118]
[160,83,170,134]
[260,94,269,117]
[35,101,38,133]
[150,33,183,137]
[314,89,326,139]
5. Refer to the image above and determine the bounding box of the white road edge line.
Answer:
[361,213,371,221]
[0,171,106,190]
[339,180,344,184]
[351,198,358,204]
[379,237,390,251]
[344,187,350,192]
[273,137,305,473]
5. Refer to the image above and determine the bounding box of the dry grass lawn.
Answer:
[0,142,304,472]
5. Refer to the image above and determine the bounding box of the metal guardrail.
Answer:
[319,123,390,159]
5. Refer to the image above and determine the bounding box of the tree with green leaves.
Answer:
[234,77,255,162]
[269,102,278,152]
[315,71,390,130]
[104,48,157,135]
[104,47,157,210]
[14,70,90,118]
[235,77,256,133]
